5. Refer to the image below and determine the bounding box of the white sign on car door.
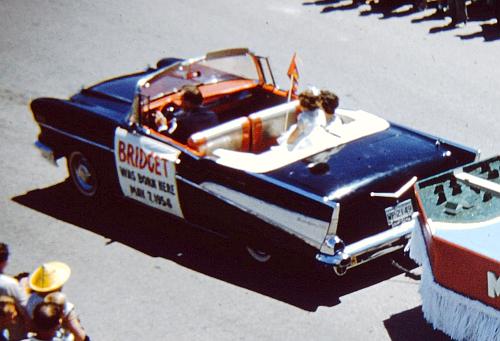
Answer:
[114,127,183,218]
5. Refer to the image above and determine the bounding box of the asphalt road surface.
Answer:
[1,1,499,340]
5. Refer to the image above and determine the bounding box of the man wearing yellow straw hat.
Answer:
[27,262,87,341]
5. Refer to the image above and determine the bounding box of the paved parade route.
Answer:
[1,1,499,339]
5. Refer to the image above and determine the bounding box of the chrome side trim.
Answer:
[39,123,114,153]
[176,174,200,187]
[34,141,58,166]
[176,176,329,249]
[316,213,420,271]
[202,182,328,248]
[319,203,340,255]
[370,176,417,198]
[327,202,340,236]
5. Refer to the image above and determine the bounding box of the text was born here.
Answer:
[114,127,184,218]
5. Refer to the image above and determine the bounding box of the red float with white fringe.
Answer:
[410,155,500,341]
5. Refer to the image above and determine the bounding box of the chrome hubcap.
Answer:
[70,152,97,196]
[76,164,91,184]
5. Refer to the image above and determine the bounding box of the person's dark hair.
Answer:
[319,90,339,115]
[0,243,9,262]
[181,85,203,106]
[298,90,319,111]
[33,302,62,331]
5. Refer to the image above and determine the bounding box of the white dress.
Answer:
[286,108,327,150]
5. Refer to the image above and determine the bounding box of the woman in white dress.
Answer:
[281,89,326,150]
[319,90,341,133]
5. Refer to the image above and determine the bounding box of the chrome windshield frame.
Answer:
[128,48,267,124]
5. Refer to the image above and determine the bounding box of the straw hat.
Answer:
[29,262,71,293]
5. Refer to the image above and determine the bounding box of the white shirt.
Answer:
[27,292,75,319]
[0,273,28,307]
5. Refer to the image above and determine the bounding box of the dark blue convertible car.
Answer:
[31,48,478,275]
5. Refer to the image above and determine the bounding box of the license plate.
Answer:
[385,199,414,228]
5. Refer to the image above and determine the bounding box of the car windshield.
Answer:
[139,50,260,100]
[193,54,260,82]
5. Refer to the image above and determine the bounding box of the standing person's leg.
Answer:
[456,0,467,23]
[448,0,467,24]
[448,0,457,23]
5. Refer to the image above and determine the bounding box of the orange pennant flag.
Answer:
[287,53,299,98]
[287,53,299,80]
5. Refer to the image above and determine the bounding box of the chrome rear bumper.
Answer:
[34,141,58,166]
[316,213,420,275]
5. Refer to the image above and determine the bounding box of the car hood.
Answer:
[262,126,462,205]
[84,71,154,104]
[68,70,157,123]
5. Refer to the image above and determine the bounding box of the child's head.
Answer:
[0,295,18,326]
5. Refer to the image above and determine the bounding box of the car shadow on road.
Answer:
[13,180,419,312]
[384,306,452,340]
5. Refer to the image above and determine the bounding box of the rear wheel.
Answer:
[67,151,98,197]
